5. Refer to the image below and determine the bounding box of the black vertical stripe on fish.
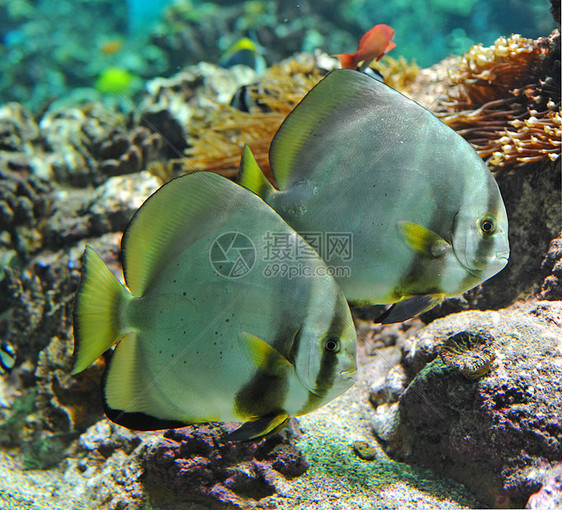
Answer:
[233,369,288,422]
[297,293,347,415]
[459,190,502,291]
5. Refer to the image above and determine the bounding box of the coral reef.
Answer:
[143,423,308,508]
[0,2,559,504]
[436,31,561,173]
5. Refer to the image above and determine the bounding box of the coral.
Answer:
[38,104,129,186]
[142,423,308,508]
[439,330,495,379]
[436,31,561,173]
[375,56,421,94]
[181,54,329,181]
[526,462,562,509]
[97,126,164,177]
[0,167,52,263]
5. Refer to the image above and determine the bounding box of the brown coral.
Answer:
[439,330,496,380]
[436,31,561,173]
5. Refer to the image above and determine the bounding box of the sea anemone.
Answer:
[436,31,561,173]
[439,330,496,380]
[375,56,420,94]
[182,54,327,181]
[179,52,421,182]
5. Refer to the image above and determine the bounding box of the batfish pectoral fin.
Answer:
[239,332,293,376]
[238,145,276,199]
[375,294,444,324]
[397,221,450,258]
[226,412,290,441]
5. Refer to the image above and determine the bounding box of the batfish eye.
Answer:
[324,336,340,353]
[479,217,496,236]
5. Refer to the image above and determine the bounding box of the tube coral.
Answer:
[436,31,561,173]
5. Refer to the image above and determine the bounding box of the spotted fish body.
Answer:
[72,172,356,439]
[239,70,509,322]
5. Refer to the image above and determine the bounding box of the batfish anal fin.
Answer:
[375,294,444,324]
[398,221,450,258]
[239,332,293,377]
[226,412,290,441]
[238,145,276,199]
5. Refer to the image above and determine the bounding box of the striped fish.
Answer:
[0,341,15,375]
[239,69,509,323]
[72,172,356,440]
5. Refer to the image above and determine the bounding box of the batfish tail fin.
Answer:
[238,145,276,200]
[72,246,133,374]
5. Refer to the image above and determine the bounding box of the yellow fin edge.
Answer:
[72,246,131,374]
[238,145,275,199]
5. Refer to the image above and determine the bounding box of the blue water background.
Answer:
[0,0,555,110]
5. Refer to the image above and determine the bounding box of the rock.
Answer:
[538,232,562,300]
[142,422,308,509]
[369,364,406,406]
[386,301,562,508]
[526,462,562,509]
[370,402,400,443]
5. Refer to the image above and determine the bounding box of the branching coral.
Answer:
[436,31,561,173]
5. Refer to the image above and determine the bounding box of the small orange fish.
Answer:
[334,24,396,71]
[100,39,124,55]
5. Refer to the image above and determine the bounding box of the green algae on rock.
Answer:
[439,330,496,380]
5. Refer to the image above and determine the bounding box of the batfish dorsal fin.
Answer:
[122,172,241,296]
[238,145,276,199]
[269,69,439,190]
[269,69,383,189]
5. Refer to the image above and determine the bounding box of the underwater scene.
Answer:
[0,0,560,508]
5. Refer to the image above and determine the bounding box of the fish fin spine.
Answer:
[238,145,275,199]
[72,246,132,374]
